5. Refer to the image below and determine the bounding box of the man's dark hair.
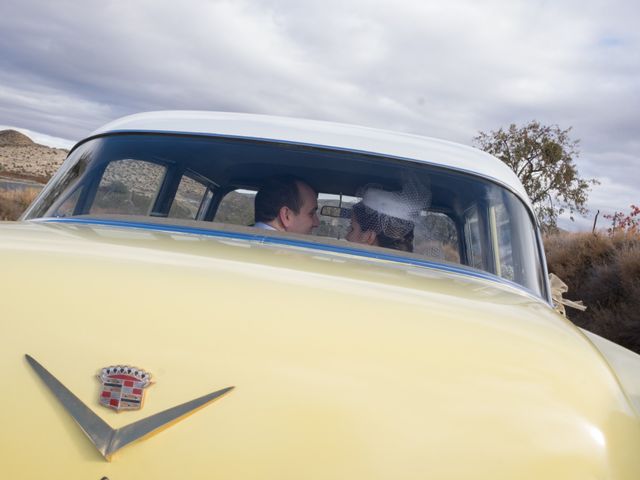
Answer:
[254,175,315,223]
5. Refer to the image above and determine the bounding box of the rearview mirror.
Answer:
[320,205,351,219]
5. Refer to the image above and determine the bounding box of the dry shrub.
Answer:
[0,188,40,220]
[545,231,640,353]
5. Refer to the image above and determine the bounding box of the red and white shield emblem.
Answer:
[98,365,151,411]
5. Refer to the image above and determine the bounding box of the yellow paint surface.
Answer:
[1,221,639,479]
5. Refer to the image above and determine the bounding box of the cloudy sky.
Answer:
[1,0,638,230]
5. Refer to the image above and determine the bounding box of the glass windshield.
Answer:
[24,134,546,298]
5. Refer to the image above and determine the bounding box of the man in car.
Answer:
[254,175,320,234]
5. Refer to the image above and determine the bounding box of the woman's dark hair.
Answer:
[352,202,414,252]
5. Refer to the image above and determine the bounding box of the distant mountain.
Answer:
[0,129,68,182]
[0,125,75,149]
[0,129,35,147]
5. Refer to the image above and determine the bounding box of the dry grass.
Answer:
[0,188,40,220]
[545,230,640,353]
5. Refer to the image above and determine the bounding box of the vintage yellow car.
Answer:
[2,111,639,479]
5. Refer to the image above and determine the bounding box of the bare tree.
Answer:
[474,121,598,232]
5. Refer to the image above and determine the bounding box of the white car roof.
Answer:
[91,111,531,205]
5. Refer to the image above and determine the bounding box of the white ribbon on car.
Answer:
[549,273,587,317]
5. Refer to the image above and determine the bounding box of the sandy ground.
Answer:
[0,145,67,182]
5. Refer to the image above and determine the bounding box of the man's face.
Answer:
[284,181,319,234]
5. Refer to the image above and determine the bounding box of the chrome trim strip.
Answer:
[108,388,232,456]
[26,355,114,455]
[26,354,233,461]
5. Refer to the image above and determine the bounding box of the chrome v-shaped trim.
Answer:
[26,354,234,461]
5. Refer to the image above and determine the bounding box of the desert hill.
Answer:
[0,129,34,146]
[0,129,68,182]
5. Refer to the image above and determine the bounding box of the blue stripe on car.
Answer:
[38,217,541,300]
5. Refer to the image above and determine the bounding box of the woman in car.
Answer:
[346,186,421,253]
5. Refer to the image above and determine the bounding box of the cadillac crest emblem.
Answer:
[98,365,151,411]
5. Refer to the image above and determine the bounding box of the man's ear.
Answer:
[363,230,377,245]
[278,206,293,229]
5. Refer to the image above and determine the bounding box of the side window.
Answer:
[214,189,256,225]
[414,211,460,263]
[168,174,211,220]
[464,205,483,270]
[91,159,165,215]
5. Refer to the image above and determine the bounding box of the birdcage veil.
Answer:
[353,175,431,241]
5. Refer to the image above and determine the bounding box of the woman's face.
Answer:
[346,215,375,245]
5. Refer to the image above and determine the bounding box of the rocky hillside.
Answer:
[0,129,68,182]
[0,130,33,146]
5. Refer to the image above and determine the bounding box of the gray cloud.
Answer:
[1,0,638,227]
